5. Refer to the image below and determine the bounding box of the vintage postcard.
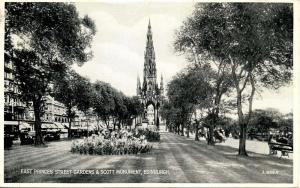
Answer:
[1,0,298,187]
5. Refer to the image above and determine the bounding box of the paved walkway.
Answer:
[4,132,293,183]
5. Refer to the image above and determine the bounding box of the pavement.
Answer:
[4,132,293,183]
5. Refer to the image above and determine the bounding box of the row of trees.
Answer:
[5,2,143,145]
[161,64,233,141]
[5,2,96,145]
[162,3,292,155]
[248,109,293,135]
[52,70,143,138]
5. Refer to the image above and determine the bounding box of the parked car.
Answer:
[44,131,60,141]
[20,131,34,145]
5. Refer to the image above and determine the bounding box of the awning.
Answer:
[50,124,58,129]
[61,128,68,133]
[41,123,56,129]
[62,123,69,128]
[19,122,31,129]
[71,126,80,130]
[47,129,59,132]
[4,121,19,126]
[41,124,48,129]
[53,122,65,129]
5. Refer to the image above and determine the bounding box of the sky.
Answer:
[73,2,293,115]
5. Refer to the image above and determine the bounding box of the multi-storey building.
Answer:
[4,59,28,134]
[4,59,96,137]
[4,59,70,134]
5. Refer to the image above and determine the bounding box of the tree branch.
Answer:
[240,72,250,93]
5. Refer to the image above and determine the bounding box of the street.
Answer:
[4,132,293,183]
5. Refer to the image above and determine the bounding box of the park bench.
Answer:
[268,142,293,158]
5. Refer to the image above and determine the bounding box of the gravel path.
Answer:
[4,132,293,183]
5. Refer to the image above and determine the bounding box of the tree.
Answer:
[174,3,292,155]
[5,2,96,145]
[248,109,278,135]
[123,96,143,129]
[92,81,115,129]
[164,65,215,139]
[161,100,176,133]
[91,81,143,130]
[174,13,234,145]
[52,70,93,138]
[112,91,127,130]
[278,112,293,134]
[167,72,192,136]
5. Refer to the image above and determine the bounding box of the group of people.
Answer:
[268,131,293,145]
[198,128,227,143]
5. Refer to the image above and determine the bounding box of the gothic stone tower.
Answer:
[136,20,164,129]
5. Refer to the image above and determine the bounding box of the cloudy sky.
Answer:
[73,2,293,114]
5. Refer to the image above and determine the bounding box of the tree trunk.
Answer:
[118,120,121,130]
[187,124,190,138]
[181,124,184,136]
[86,114,89,137]
[230,57,249,156]
[105,118,109,129]
[97,118,100,132]
[239,123,248,155]
[207,114,217,145]
[67,106,73,139]
[68,117,72,138]
[195,122,199,141]
[207,125,215,145]
[237,92,248,156]
[33,100,44,145]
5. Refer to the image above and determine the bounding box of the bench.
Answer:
[268,142,293,158]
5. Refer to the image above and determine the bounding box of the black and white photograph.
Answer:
[1,1,298,187]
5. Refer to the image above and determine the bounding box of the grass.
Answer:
[4,132,293,183]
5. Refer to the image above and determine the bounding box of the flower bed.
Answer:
[71,135,153,155]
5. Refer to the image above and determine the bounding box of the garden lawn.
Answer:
[4,132,293,183]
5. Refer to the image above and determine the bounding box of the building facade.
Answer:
[26,96,69,124]
[4,55,96,138]
[136,20,164,129]
[5,58,70,135]
[4,58,28,134]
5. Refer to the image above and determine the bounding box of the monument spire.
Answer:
[144,18,156,79]
[137,20,164,128]
[160,74,164,95]
[137,75,141,95]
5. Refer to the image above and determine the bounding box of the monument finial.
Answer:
[148,18,151,28]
